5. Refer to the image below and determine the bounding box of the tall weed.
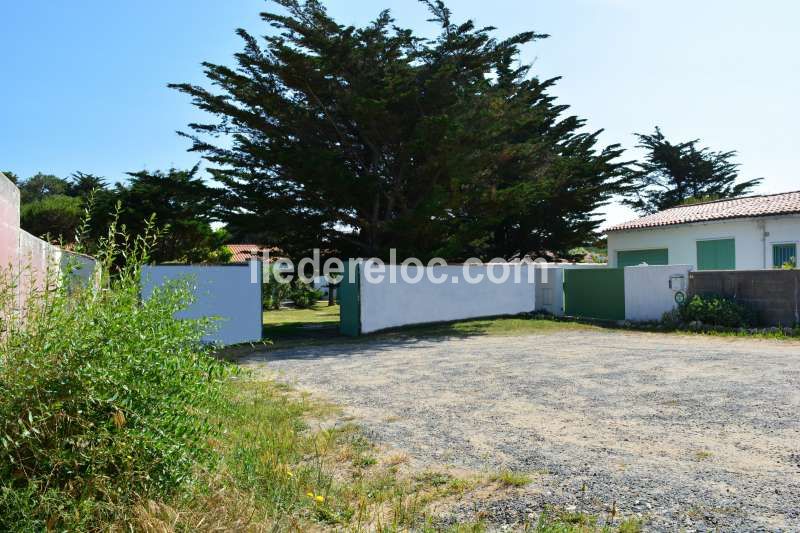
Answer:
[0,214,230,530]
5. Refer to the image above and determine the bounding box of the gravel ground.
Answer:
[241,330,800,531]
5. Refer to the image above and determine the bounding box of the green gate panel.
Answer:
[697,239,735,270]
[617,249,669,268]
[339,261,361,336]
[563,268,625,321]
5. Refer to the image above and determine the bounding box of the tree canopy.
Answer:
[623,127,763,214]
[171,0,628,261]
[113,167,230,263]
[11,168,230,263]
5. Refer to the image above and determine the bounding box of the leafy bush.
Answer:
[20,193,83,241]
[262,265,322,310]
[290,280,323,309]
[678,294,756,328]
[0,218,230,530]
[262,263,292,310]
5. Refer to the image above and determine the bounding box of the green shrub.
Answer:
[0,218,230,530]
[262,263,292,310]
[262,265,322,310]
[290,280,323,309]
[678,294,756,328]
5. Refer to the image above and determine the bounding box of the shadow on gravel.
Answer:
[219,316,529,362]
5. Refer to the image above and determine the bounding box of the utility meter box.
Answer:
[669,274,686,292]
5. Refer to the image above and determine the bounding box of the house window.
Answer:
[772,243,797,268]
[696,239,735,270]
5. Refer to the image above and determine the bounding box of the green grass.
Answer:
[263,301,341,328]
[397,316,594,338]
[250,303,598,355]
[490,470,533,487]
[133,377,642,532]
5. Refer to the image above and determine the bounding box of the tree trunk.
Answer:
[328,282,336,306]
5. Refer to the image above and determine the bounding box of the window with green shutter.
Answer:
[617,249,669,268]
[696,239,736,270]
[772,243,797,268]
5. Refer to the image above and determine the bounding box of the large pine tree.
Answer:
[623,127,763,214]
[171,0,628,261]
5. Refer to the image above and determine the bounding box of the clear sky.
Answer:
[2,0,798,227]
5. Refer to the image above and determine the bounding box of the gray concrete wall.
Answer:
[688,270,800,326]
[141,264,263,345]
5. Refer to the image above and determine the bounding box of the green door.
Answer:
[617,249,669,268]
[563,268,625,321]
[696,239,735,270]
[338,261,361,336]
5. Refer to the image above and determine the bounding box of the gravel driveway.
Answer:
[242,330,800,531]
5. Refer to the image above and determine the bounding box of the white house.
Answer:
[606,191,800,270]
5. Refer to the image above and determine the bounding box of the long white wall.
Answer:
[624,264,692,322]
[359,263,536,334]
[608,215,800,270]
[142,264,262,346]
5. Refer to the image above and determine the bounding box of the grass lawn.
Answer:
[262,301,342,343]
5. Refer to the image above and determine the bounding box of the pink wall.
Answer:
[0,172,20,271]
[0,172,63,307]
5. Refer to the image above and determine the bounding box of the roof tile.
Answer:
[607,191,800,232]
[226,244,279,263]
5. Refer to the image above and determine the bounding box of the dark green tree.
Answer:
[67,171,108,198]
[171,0,627,261]
[1,171,20,184]
[21,195,84,242]
[623,127,763,214]
[114,167,230,263]
[17,173,70,204]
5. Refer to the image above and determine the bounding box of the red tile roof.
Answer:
[607,191,800,232]
[226,244,280,263]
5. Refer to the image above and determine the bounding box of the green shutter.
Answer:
[773,243,797,268]
[696,239,736,270]
[617,249,669,268]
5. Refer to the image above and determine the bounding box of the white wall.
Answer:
[359,263,536,333]
[141,264,262,346]
[607,215,800,270]
[624,264,692,322]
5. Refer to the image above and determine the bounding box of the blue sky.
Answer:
[2,0,798,227]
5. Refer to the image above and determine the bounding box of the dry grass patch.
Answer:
[130,378,643,532]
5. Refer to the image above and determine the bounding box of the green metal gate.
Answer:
[563,268,625,321]
[338,260,361,336]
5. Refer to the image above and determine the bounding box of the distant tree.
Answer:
[67,171,108,198]
[115,167,230,263]
[21,195,83,241]
[13,167,229,263]
[171,0,628,261]
[1,171,20,184]
[18,173,70,204]
[623,127,763,214]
